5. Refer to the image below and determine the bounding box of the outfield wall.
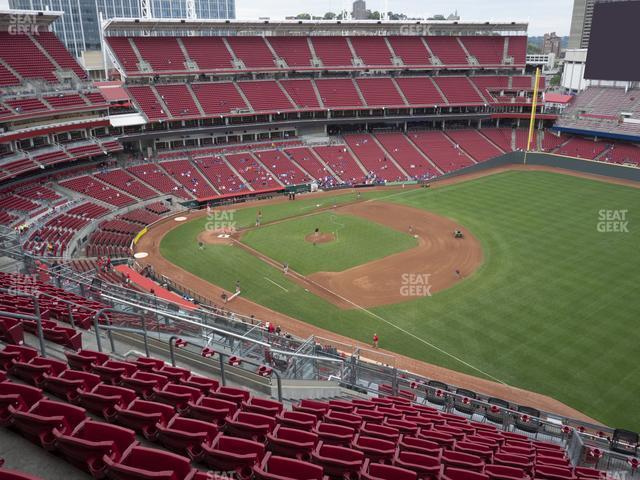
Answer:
[439,152,640,183]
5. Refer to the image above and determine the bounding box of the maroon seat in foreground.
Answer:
[180,374,219,394]
[12,399,86,450]
[157,415,218,460]
[0,317,24,345]
[443,468,490,480]
[352,435,396,463]
[153,383,202,413]
[484,464,529,480]
[398,436,442,457]
[393,450,442,479]
[103,445,205,480]
[442,450,485,472]
[114,399,175,440]
[202,433,265,480]
[276,410,318,430]
[120,371,168,400]
[225,410,276,442]
[65,349,109,372]
[0,382,43,426]
[92,360,137,385]
[0,469,45,480]
[54,419,137,478]
[0,346,38,372]
[187,396,237,425]
[211,385,251,405]
[361,459,418,480]
[11,357,67,387]
[243,397,285,416]
[43,369,101,403]
[253,453,325,480]
[78,383,137,421]
[312,442,364,480]
[266,425,318,460]
[293,399,330,419]
[313,422,355,446]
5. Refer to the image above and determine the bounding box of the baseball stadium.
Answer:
[0,1,638,479]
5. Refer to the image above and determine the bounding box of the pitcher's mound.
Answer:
[305,232,336,244]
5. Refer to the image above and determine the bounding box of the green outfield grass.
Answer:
[241,212,417,275]
[160,170,640,429]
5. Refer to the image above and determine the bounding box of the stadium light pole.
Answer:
[524,67,541,165]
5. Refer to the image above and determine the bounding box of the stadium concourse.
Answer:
[1,9,640,480]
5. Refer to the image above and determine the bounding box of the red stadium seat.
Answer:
[361,459,418,480]
[293,399,330,419]
[266,425,318,460]
[361,422,401,442]
[398,436,442,458]
[54,420,137,478]
[11,357,67,387]
[132,356,165,372]
[352,434,396,463]
[211,385,251,405]
[225,410,276,442]
[254,453,325,480]
[187,396,237,425]
[0,317,24,345]
[0,383,43,426]
[12,399,86,450]
[442,450,485,472]
[534,465,577,480]
[313,422,356,446]
[153,383,203,413]
[484,464,530,480]
[443,468,490,480]
[312,442,364,480]
[91,360,137,385]
[43,369,100,403]
[120,371,168,399]
[202,433,265,479]
[0,346,38,371]
[103,445,201,480]
[78,383,137,421]
[243,397,285,416]
[181,374,219,394]
[157,415,219,461]
[65,349,109,372]
[114,399,175,440]
[393,450,442,480]
[325,410,363,429]
[276,410,318,430]
[0,468,46,480]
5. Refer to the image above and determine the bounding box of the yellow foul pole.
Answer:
[524,67,541,164]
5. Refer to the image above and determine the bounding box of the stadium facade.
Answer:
[8,0,236,57]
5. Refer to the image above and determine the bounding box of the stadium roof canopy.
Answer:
[103,18,527,36]
[0,9,63,31]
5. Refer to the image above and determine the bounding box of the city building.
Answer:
[568,0,597,49]
[543,32,562,56]
[8,0,235,58]
[352,0,367,20]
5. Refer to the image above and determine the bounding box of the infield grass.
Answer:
[241,211,417,275]
[161,170,640,430]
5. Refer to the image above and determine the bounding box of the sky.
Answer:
[236,0,574,36]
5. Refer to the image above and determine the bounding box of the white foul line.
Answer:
[264,276,289,292]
